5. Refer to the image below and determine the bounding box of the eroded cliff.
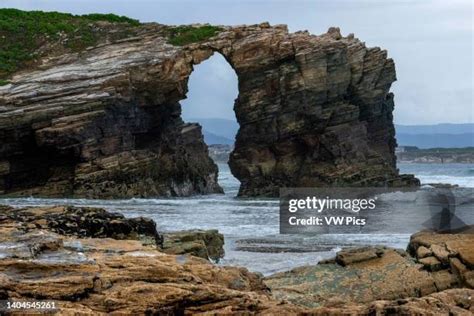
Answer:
[0,13,418,198]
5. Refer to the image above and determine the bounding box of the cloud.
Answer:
[181,53,238,120]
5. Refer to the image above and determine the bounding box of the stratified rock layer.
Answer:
[0,22,418,198]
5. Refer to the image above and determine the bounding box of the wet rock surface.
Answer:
[265,231,474,308]
[0,205,162,246]
[0,22,418,198]
[0,206,472,314]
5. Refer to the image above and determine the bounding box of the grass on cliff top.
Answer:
[0,9,223,80]
[0,8,141,79]
[168,25,222,46]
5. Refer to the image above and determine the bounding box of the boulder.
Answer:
[450,257,468,277]
[335,246,385,266]
[419,256,443,272]
[162,229,225,262]
[432,270,460,291]
[416,245,432,259]
[431,244,451,265]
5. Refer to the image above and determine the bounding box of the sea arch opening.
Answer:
[181,52,240,195]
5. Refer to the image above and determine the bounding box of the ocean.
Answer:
[398,163,474,188]
[1,162,473,275]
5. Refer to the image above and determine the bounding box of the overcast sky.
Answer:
[2,0,472,125]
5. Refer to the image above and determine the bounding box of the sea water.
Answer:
[1,163,473,275]
[399,163,474,188]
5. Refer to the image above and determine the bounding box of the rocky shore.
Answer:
[266,234,474,307]
[0,205,472,314]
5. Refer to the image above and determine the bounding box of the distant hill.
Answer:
[395,124,474,148]
[395,123,474,135]
[202,130,234,145]
[187,118,239,144]
[188,119,474,148]
[396,147,474,163]
[396,133,474,148]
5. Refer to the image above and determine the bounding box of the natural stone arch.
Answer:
[0,23,418,198]
[190,26,418,196]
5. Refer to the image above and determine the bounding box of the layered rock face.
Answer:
[228,26,419,196]
[0,22,418,198]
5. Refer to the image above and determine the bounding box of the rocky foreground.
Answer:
[0,205,472,315]
[0,11,418,198]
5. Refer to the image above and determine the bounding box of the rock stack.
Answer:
[0,22,418,198]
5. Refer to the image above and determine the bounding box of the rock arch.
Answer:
[0,23,418,198]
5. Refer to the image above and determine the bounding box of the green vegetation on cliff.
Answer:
[0,9,140,79]
[0,9,223,81]
[168,25,222,46]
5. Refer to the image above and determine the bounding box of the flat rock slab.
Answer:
[264,248,439,307]
[419,256,443,272]
[417,245,432,258]
[266,229,474,308]
[335,246,385,266]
